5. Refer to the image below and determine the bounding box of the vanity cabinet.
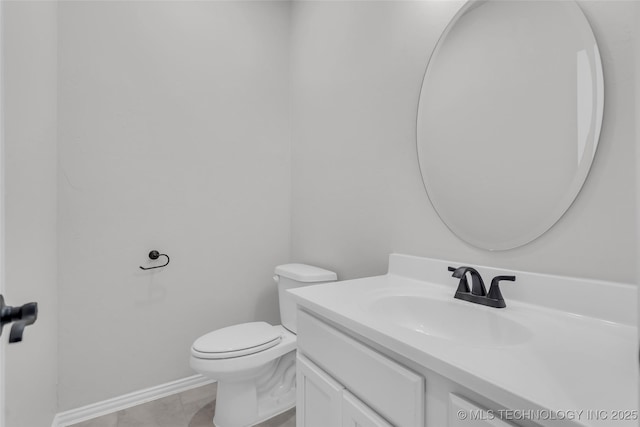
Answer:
[296,310,425,427]
[296,308,525,427]
[449,394,515,427]
[289,253,631,427]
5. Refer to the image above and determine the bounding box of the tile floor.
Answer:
[70,383,295,427]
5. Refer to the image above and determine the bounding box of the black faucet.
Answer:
[448,266,515,308]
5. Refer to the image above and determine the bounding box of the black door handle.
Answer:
[0,295,38,343]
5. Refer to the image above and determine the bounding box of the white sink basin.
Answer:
[363,294,532,347]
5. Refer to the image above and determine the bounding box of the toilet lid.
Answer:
[192,322,281,357]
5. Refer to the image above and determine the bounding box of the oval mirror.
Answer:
[417,0,603,250]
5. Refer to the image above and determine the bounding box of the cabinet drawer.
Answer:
[297,310,425,427]
[449,394,516,427]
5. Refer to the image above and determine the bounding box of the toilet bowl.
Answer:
[190,264,337,427]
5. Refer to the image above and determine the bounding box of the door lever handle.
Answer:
[9,302,38,343]
[0,295,38,343]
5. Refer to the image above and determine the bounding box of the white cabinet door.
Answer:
[297,354,344,427]
[342,391,392,427]
[449,394,516,427]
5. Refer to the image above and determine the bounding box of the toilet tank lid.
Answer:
[275,263,337,283]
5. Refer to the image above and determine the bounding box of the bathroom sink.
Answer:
[290,255,638,427]
[363,294,532,347]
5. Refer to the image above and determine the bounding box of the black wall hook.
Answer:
[140,250,170,270]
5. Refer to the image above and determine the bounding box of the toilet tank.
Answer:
[274,263,337,334]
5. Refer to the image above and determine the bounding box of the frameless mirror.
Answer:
[417,0,603,250]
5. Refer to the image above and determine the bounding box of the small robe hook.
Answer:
[140,250,170,270]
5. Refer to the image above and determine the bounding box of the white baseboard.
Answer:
[51,375,215,427]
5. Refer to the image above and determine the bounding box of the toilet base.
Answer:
[210,350,297,427]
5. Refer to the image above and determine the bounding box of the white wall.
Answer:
[57,1,291,410]
[290,1,637,284]
[3,1,58,426]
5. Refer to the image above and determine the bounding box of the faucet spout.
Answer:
[450,267,486,297]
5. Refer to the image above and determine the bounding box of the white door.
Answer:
[0,1,5,423]
[0,5,41,424]
[296,354,344,427]
[342,391,392,427]
[636,6,640,413]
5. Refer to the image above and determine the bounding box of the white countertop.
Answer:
[289,254,638,427]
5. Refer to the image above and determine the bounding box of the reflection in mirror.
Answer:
[417,0,603,251]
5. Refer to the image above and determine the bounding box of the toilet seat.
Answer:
[192,322,282,360]
[191,325,296,380]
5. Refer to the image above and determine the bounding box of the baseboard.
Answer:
[51,375,215,427]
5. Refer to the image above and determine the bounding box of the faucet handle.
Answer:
[487,275,515,307]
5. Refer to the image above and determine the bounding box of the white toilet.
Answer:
[190,264,337,427]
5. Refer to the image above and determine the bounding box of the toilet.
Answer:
[190,264,337,427]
